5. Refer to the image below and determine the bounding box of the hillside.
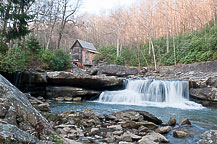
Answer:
[96,21,217,68]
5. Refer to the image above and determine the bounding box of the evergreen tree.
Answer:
[0,0,35,41]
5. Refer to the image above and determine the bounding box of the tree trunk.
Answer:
[166,20,170,53]
[150,39,157,71]
[46,16,57,50]
[116,38,120,56]
[173,37,177,65]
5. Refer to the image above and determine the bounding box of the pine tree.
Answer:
[0,0,35,41]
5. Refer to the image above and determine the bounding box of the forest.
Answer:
[0,0,217,72]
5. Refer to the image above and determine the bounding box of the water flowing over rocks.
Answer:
[143,61,217,107]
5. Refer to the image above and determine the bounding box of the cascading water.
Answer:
[97,79,203,109]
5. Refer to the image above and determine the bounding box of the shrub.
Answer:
[24,36,43,55]
[1,45,28,72]
[0,40,8,54]
[41,49,71,71]
[115,56,125,65]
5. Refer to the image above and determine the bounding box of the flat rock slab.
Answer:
[46,86,100,100]
[115,109,162,125]
[47,71,123,90]
[96,65,139,77]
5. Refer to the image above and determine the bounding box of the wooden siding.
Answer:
[71,40,97,65]
[71,42,82,62]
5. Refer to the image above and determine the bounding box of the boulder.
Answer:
[73,97,82,101]
[138,132,169,144]
[38,103,51,112]
[95,65,139,77]
[104,138,114,143]
[168,117,176,126]
[138,126,149,133]
[56,97,64,101]
[127,131,142,140]
[107,125,122,130]
[104,114,117,121]
[180,118,191,125]
[121,121,140,129]
[0,123,54,144]
[173,131,188,138]
[198,130,217,144]
[46,86,100,100]
[121,132,133,142]
[47,71,123,90]
[90,128,100,135]
[64,97,73,101]
[114,110,162,125]
[190,87,217,101]
[136,121,158,130]
[113,131,124,135]
[206,76,217,88]
[0,74,54,138]
[155,126,171,134]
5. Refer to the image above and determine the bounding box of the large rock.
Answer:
[0,123,53,144]
[173,131,188,138]
[180,118,191,125]
[115,110,162,125]
[168,117,176,126]
[198,130,217,144]
[0,74,54,138]
[155,126,171,134]
[190,88,217,101]
[46,86,100,100]
[138,132,169,144]
[47,71,123,90]
[95,65,139,77]
[38,103,51,112]
[206,76,217,88]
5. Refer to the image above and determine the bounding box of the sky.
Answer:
[80,0,135,14]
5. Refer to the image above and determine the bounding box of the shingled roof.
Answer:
[75,39,97,51]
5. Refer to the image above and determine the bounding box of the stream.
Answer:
[49,79,217,144]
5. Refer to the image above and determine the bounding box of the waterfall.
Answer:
[97,79,203,109]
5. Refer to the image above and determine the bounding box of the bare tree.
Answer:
[57,0,82,49]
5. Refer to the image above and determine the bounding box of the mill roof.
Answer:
[73,39,97,51]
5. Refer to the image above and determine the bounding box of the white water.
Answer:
[97,79,204,109]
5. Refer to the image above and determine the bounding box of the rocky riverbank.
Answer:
[0,73,216,143]
[1,61,217,108]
